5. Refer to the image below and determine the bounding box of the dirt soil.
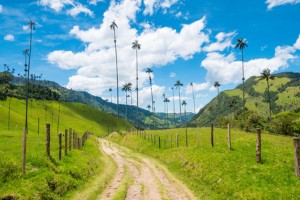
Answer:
[99,139,197,200]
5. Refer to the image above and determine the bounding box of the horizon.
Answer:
[0,0,299,113]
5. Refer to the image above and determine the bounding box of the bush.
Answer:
[269,112,300,135]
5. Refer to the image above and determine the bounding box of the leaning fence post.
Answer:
[256,128,262,163]
[58,132,62,160]
[294,137,300,178]
[158,137,161,149]
[65,129,68,155]
[211,124,214,147]
[176,134,179,147]
[46,123,50,157]
[228,123,231,150]
[69,128,72,151]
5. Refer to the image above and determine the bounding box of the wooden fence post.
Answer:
[185,128,188,147]
[58,132,62,160]
[176,134,179,147]
[37,117,40,134]
[228,123,231,150]
[46,123,50,157]
[65,129,68,155]
[197,127,200,147]
[69,128,72,151]
[158,137,161,149]
[294,137,300,178]
[211,124,214,147]
[256,128,262,163]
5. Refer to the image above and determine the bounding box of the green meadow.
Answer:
[0,98,129,199]
[108,127,300,199]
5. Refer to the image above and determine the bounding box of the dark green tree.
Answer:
[260,68,275,120]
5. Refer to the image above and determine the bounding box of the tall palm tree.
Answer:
[190,82,196,114]
[110,20,119,131]
[132,40,141,129]
[109,88,112,103]
[229,99,237,119]
[174,80,183,125]
[260,68,275,120]
[165,98,170,128]
[214,81,221,96]
[122,82,132,128]
[235,38,248,110]
[147,105,151,112]
[146,68,154,112]
[22,20,35,175]
[162,93,166,113]
[171,87,175,120]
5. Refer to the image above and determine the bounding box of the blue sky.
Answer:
[0,0,299,113]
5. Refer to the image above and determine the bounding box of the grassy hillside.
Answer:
[108,128,300,199]
[0,98,129,199]
[189,72,300,130]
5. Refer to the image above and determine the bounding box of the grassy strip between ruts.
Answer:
[107,128,300,199]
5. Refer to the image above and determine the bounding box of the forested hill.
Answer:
[0,73,193,129]
[188,72,300,128]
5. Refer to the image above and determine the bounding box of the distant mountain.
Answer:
[11,76,194,129]
[189,72,300,127]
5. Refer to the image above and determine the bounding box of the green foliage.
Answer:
[269,112,300,136]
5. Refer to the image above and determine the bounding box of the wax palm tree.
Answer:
[189,82,196,113]
[122,82,132,124]
[165,98,170,128]
[214,81,221,96]
[162,93,166,113]
[229,99,237,119]
[110,20,119,130]
[260,68,275,120]
[182,100,187,119]
[171,87,175,120]
[22,20,35,175]
[174,80,183,125]
[109,88,112,103]
[235,38,248,109]
[132,40,141,129]
[147,105,151,112]
[146,68,154,112]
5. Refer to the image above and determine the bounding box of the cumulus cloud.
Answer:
[0,4,3,13]
[47,0,209,105]
[4,34,15,41]
[185,82,210,94]
[143,0,179,15]
[89,0,104,5]
[203,31,236,52]
[294,34,300,49]
[170,72,176,78]
[201,39,297,84]
[66,3,94,17]
[266,0,300,9]
[38,0,94,17]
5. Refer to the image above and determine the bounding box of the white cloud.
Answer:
[39,0,94,17]
[175,12,182,18]
[266,0,300,9]
[143,0,179,15]
[170,72,176,78]
[39,0,74,12]
[201,39,297,85]
[0,4,3,13]
[4,34,15,41]
[185,82,210,94]
[66,3,94,17]
[23,25,29,31]
[47,0,209,99]
[294,34,300,49]
[89,0,104,5]
[203,31,236,52]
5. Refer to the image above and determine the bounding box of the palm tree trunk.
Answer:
[150,81,154,112]
[192,85,196,114]
[172,88,175,120]
[267,80,272,120]
[179,87,182,125]
[242,49,245,110]
[126,91,128,131]
[113,29,119,131]
[8,97,10,131]
[135,48,139,130]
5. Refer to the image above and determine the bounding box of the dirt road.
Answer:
[98,139,196,200]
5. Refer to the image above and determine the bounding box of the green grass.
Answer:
[0,98,130,199]
[108,128,300,199]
